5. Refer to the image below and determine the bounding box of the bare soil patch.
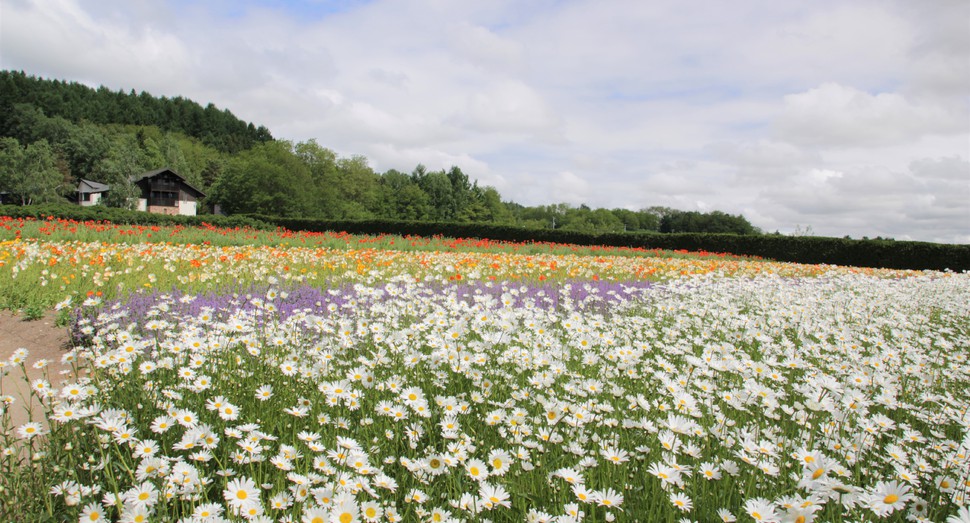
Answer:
[0,311,73,430]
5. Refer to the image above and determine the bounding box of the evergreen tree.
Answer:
[0,70,272,153]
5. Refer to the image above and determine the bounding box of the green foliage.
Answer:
[0,70,272,153]
[294,139,343,217]
[0,137,68,205]
[92,134,148,208]
[559,206,625,232]
[335,155,379,216]
[1,96,231,210]
[508,203,663,233]
[62,121,111,179]
[208,141,317,217]
[659,210,758,234]
[413,166,456,221]
[611,207,660,231]
[478,186,514,223]
[376,169,432,220]
[0,202,271,229]
[244,214,970,271]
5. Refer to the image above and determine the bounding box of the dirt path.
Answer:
[0,311,73,431]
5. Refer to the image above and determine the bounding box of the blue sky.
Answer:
[201,0,376,19]
[2,0,968,242]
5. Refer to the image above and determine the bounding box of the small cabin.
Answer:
[131,168,205,216]
[77,179,110,206]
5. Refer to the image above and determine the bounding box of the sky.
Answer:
[1,0,968,243]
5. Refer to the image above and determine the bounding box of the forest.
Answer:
[0,71,759,234]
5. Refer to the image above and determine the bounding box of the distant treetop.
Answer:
[0,70,273,153]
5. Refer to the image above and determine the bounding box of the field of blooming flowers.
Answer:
[1,217,969,523]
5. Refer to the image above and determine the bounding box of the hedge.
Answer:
[1,205,966,271]
[0,203,271,230]
[245,215,970,272]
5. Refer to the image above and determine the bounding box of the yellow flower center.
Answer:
[884,494,898,504]
[340,513,353,523]
[237,490,248,500]
[812,468,825,480]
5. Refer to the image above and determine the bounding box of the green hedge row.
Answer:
[246,215,970,272]
[2,205,966,271]
[0,203,272,229]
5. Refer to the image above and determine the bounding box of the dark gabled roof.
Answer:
[131,167,206,198]
[77,179,110,194]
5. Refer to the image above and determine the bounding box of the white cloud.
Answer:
[548,171,592,206]
[1,0,192,91]
[751,159,969,242]
[712,139,820,181]
[739,4,913,89]
[896,0,970,99]
[452,80,561,137]
[448,23,525,75]
[777,83,965,147]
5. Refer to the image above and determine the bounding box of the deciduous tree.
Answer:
[0,137,67,205]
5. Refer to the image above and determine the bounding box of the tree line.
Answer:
[0,71,759,235]
[1,70,272,153]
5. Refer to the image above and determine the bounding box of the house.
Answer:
[131,168,205,216]
[77,179,110,206]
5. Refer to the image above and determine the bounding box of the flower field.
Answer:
[1,218,969,522]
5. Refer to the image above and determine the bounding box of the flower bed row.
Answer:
[4,271,969,521]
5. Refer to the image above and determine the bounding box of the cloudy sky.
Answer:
[2,0,968,242]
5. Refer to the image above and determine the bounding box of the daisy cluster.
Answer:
[4,269,968,522]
